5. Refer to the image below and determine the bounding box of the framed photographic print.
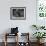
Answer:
[10,7,26,20]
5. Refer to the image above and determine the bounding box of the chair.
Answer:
[18,33,30,46]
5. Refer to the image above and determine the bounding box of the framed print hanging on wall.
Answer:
[10,7,26,20]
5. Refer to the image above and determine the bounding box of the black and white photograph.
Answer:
[10,7,26,20]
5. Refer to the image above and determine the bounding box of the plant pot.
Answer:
[40,39,45,43]
[37,39,40,43]
[37,39,45,44]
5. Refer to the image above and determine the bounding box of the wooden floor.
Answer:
[0,42,46,46]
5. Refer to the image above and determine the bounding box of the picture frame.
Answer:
[10,7,26,20]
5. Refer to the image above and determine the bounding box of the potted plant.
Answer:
[33,32,46,43]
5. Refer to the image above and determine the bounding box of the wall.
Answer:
[0,0,36,42]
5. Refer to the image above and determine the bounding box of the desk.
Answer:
[4,33,30,46]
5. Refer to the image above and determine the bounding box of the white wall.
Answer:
[0,0,36,42]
